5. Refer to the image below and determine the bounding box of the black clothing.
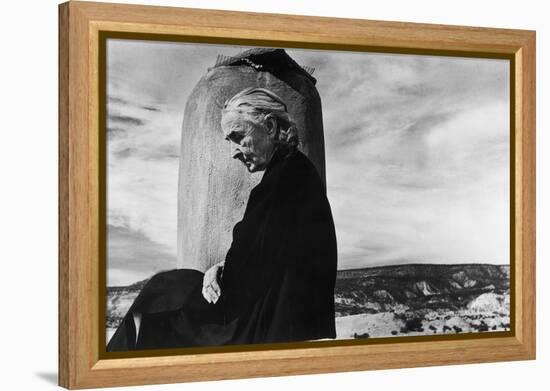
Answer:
[106,149,337,351]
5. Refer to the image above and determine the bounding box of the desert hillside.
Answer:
[106,263,510,342]
[333,263,509,339]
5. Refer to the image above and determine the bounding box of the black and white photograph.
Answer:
[104,39,510,352]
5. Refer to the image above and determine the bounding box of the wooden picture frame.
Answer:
[59,1,536,389]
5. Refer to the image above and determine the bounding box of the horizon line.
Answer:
[337,261,510,272]
[108,261,510,288]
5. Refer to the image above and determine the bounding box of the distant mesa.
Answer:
[334,263,509,317]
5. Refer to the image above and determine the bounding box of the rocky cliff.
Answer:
[335,263,509,316]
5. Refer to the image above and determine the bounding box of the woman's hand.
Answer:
[202,261,224,304]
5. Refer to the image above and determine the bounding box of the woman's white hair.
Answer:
[222,87,300,152]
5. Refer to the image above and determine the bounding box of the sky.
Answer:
[106,39,509,286]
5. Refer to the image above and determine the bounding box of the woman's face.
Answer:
[221,112,276,173]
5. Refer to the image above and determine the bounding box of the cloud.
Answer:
[144,144,180,160]
[106,126,128,137]
[107,224,176,286]
[141,105,160,112]
[404,111,454,134]
[323,99,509,269]
[286,49,510,269]
[106,73,182,260]
[108,114,145,126]
[108,96,129,105]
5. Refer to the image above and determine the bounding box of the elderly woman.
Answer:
[107,87,337,351]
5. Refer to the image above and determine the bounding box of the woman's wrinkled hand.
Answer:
[202,262,224,304]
